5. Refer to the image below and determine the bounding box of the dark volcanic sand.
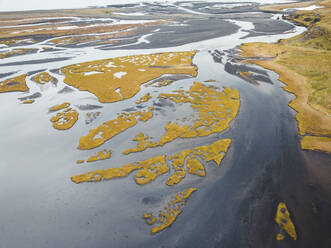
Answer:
[0,57,73,66]
[105,19,240,50]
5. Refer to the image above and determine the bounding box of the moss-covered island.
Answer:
[61,51,197,103]
[123,82,240,154]
[0,74,28,93]
[143,188,197,234]
[71,139,231,185]
[240,0,331,153]
[275,202,297,241]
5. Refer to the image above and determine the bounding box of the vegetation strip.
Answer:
[240,0,331,153]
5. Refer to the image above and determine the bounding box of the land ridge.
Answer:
[240,0,331,153]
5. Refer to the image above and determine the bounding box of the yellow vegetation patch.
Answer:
[23,99,35,104]
[0,48,36,59]
[143,213,157,225]
[0,39,27,46]
[76,160,84,164]
[32,72,51,84]
[72,139,231,186]
[136,93,152,104]
[186,156,206,176]
[275,202,297,240]
[61,51,197,103]
[166,149,192,186]
[32,72,57,85]
[78,107,154,150]
[166,169,186,186]
[50,107,79,130]
[71,163,137,183]
[135,155,169,185]
[71,155,168,184]
[86,149,111,162]
[276,233,285,241]
[49,102,71,112]
[193,139,231,165]
[0,74,28,93]
[123,82,239,154]
[239,71,253,78]
[166,139,231,186]
[143,188,196,234]
[301,136,331,153]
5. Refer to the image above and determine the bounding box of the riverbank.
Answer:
[240,0,331,153]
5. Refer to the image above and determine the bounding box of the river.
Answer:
[0,1,330,247]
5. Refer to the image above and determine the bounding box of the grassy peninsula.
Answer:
[240,0,331,153]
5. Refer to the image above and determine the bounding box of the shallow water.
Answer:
[1,1,325,247]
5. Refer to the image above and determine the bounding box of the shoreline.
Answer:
[240,0,331,153]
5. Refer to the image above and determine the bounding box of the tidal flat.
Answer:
[0,1,330,248]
